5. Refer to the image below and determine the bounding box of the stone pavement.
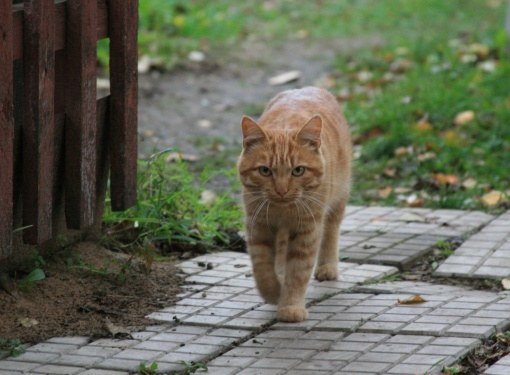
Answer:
[1,206,510,375]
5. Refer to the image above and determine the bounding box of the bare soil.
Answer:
[0,242,181,345]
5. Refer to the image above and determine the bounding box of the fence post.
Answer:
[108,0,138,211]
[22,0,56,244]
[65,0,98,229]
[0,1,14,258]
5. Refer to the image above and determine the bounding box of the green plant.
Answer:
[0,338,25,358]
[442,365,462,374]
[103,150,242,252]
[179,360,208,374]
[139,361,158,375]
[436,240,454,257]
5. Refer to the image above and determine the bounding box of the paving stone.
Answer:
[51,354,103,367]
[78,370,129,375]
[435,210,510,278]
[32,364,84,374]
[484,354,510,374]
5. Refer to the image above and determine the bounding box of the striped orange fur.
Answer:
[237,87,352,322]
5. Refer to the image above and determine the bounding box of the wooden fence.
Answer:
[0,0,138,259]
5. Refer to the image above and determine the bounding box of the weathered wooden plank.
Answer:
[12,0,108,60]
[94,96,111,229]
[64,0,98,229]
[108,0,138,211]
[0,0,14,258]
[22,0,56,244]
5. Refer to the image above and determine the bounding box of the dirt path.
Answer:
[137,36,379,158]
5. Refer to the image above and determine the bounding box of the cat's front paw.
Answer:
[277,305,308,322]
[314,264,338,281]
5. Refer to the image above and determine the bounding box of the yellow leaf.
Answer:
[433,173,459,186]
[398,295,426,305]
[462,178,478,189]
[414,121,433,133]
[441,130,463,146]
[173,15,186,28]
[379,187,393,199]
[481,191,508,208]
[454,110,475,126]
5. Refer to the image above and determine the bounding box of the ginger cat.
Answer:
[237,87,352,322]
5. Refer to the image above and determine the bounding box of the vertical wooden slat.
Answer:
[65,0,98,229]
[0,0,14,258]
[22,0,56,244]
[108,0,138,211]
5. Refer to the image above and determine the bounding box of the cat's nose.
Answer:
[276,186,288,197]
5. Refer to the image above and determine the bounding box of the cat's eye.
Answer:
[292,166,306,176]
[258,166,272,176]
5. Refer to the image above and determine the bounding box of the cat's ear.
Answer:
[241,116,266,149]
[297,115,322,149]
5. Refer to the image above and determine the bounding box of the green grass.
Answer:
[103,150,242,252]
[328,2,510,211]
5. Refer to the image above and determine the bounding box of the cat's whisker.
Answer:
[249,199,268,232]
[297,198,317,227]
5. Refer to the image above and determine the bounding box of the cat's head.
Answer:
[237,115,325,205]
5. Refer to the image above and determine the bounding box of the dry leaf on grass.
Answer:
[481,191,508,208]
[502,279,510,290]
[432,173,459,186]
[398,295,426,304]
[462,177,478,189]
[379,186,393,199]
[454,110,475,126]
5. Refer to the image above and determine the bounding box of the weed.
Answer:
[442,366,462,374]
[139,361,158,375]
[435,240,454,257]
[103,150,242,253]
[17,268,46,292]
[179,360,208,374]
[0,338,25,358]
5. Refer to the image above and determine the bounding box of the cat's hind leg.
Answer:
[314,200,346,281]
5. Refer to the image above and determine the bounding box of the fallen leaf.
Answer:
[441,130,464,146]
[462,177,478,189]
[105,318,131,338]
[188,50,205,62]
[398,295,426,304]
[379,187,393,199]
[399,212,427,222]
[394,146,411,157]
[196,119,212,129]
[502,278,510,290]
[383,167,397,178]
[432,173,459,186]
[414,120,433,132]
[19,317,38,328]
[268,70,302,85]
[394,187,412,194]
[481,191,508,208]
[200,190,218,206]
[390,58,412,73]
[454,110,475,126]
[417,152,436,162]
[406,195,425,208]
[356,70,373,82]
